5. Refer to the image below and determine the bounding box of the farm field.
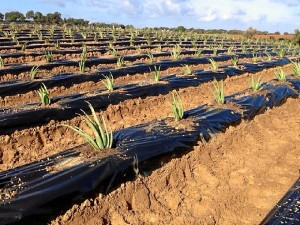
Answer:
[0,23,299,225]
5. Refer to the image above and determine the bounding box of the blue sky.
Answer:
[0,0,299,33]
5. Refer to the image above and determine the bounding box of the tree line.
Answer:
[0,10,90,25]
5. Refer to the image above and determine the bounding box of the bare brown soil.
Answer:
[51,96,300,225]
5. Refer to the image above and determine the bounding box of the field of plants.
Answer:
[0,23,299,225]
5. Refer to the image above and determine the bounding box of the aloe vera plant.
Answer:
[146,52,155,63]
[170,91,184,121]
[146,38,152,45]
[275,69,286,81]
[231,55,239,67]
[38,83,51,106]
[212,48,218,56]
[44,51,52,63]
[0,57,4,67]
[277,49,285,58]
[149,65,161,81]
[182,64,192,75]
[170,45,181,60]
[194,48,202,57]
[102,73,114,91]
[211,79,225,104]
[249,75,263,91]
[208,58,218,71]
[265,52,272,61]
[136,46,142,54]
[30,65,39,79]
[252,53,258,63]
[109,46,118,56]
[116,56,125,67]
[61,102,113,151]
[78,51,87,73]
[292,61,300,76]
[21,43,26,52]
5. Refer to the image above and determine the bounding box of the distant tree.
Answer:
[274,31,280,35]
[65,18,89,26]
[26,10,34,20]
[34,11,44,22]
[125,24,134,29]
[176,25,186,32]
[244,27,257,39]
[292,29,300,45]
[283,32,289,35]
[228,29,244,34]
[5,11,25,22]
[0,12,4,21]
[44,12,62,24]
[260,31,269,35]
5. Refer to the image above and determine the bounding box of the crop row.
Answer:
[0,56,298,131]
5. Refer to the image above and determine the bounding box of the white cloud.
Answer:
[52,0,300,32]
[42,0,78,8]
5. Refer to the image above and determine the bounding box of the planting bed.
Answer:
[0,25,299,225]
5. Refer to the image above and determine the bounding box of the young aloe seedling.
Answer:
[116,56,125,67]
[21,43,26,52]
[0,57,4,67]
[208,58,218,71]
[182,64,192,75]
[149,65,161,81]
[30,65,39,79]
[60,101,113,151]
[211,79,225,104]
[55,40,60,50]
[292,61,300,76]
[194,48,202,57]
[252,53,258,63]
[146,38,152,46]
[146,52,155,63]
[38,83,51,106]
[102,73,114,91]
[170,91,184,121]
[135,46,142,54]
[157,45,162,52]
[231,55,239,67]
[265,52,272,61]
[249,75,263,91]
[170,45,181,60]
[109,46,118,56]
[275,69,286,82]
[277,49,285,58]
[44,51,52,63]
[227,45,234,54]
[78,51,87,73]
